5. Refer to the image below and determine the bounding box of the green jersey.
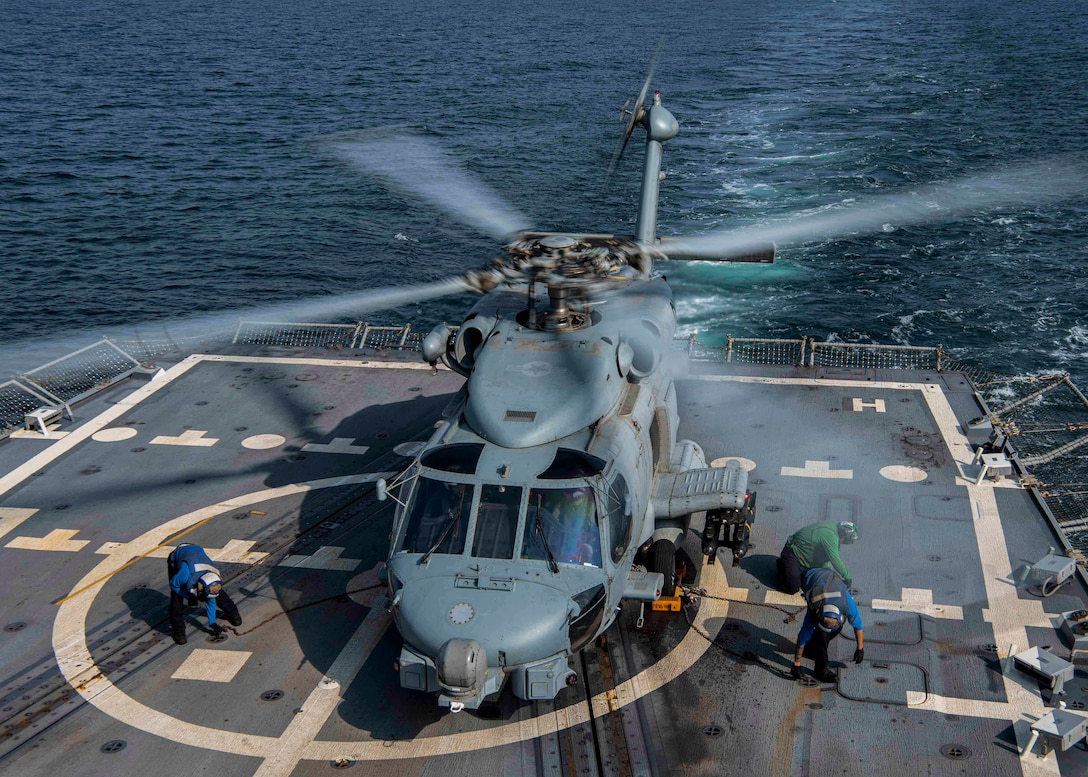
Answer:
[786,521,850,580]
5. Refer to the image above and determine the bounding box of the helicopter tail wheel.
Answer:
[650,538,678,598]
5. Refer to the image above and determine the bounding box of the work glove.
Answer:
[210,623,225,636]
[853,648,864,664]
[790,665,802,680]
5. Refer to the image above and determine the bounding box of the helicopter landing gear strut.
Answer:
[703,492,757,567]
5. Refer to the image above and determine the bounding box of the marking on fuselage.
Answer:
[278,546,360,571]
[871,588,964,620]
[851,398,886,413]
[301,437,371,455]
[0,507,38,541]
[172,649,252,683]
[780,460,853,479]
[6,528,89,552]
[242,434,286,450]
[91,427,139,442]
[879,465,928,483]
[150,429,219,447]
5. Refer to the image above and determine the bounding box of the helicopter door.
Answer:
[471,484,522,559]
[522,486,602,567]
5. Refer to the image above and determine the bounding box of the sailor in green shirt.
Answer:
[776,520,858,594]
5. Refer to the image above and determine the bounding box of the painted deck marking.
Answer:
[0,507,38,541]
[851,398,886,413]
[780,460,853,479]
[242,434,286,450]
[871,587,964,620]
[150,429,219,447]
[52,473,733,763]
[278,546,360,571]
[6,529,89,552]
[301,438,370,455]
[172,649,251,683]
[879,464,927,483]
[91,427,139,442]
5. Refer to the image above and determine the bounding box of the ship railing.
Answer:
[3,323,1088,558]
[679,335,945,371]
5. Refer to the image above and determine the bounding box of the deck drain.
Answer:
[331,757,355,769]
[54,504,70,510]
[234,426,248,432]
[702,725,723,737]
[131,447,146,453]
[260,690,284,702]
[798,676,818,687]
[100,740,127,753]
[4,622,26,632]
[927,555,942,562]
[940,744,971,760]
[906,449,933,460]
[1069,700,1086,710]
[980,644,999,655]
[195,401,208,406]
[234,513,248,520]
[295,374,318,382]
[807,703,824,710]
[766,505,782,513]
[724,623,740,631]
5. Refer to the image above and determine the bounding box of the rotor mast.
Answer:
[634,91,679,246]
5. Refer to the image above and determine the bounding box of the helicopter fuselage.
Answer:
[384,278,748,709]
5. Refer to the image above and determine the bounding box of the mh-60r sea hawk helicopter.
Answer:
[357,81,770,712]
[334,71,1077,711]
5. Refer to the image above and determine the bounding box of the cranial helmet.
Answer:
[818,604,843,633]
[838,521,858,543]
[196,572,222,599]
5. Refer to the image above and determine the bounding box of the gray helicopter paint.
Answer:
[634,96,679,245]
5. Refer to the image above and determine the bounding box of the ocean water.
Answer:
[2,0,1087,382]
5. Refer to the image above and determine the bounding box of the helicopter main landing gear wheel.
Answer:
[650,538,677,598]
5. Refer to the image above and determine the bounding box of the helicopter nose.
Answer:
[396,576,575,667]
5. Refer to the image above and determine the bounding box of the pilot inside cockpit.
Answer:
[523,486,602,567]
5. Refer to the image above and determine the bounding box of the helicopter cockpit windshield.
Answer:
[399,479,475,556]
[523,486,602,568]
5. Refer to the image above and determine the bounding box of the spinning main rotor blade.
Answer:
[1,277,470,367]
[661,160,1088,259]
[330,135,531,241]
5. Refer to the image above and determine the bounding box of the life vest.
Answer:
[805,568,845,634]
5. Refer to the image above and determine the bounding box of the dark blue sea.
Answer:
[2,0,1087,383]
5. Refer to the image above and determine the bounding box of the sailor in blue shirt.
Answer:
[790,567,864,683]
[167,543,242,645]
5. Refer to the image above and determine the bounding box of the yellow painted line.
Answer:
[52,515,215,605]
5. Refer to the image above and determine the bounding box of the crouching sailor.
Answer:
[167,542,242,645]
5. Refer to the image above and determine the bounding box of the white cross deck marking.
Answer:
[780,460,853,479]
[278,546,361,571]
[172,649,252,683]
[150,429,219,447]
[851,398,886,412]
[94,539,269,564]
[301,437,371,455]
[871,587,964,620]
[6,528,89,552]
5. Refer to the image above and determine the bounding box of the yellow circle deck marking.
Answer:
[241,433,287,450]
[91,427,139,442]
[53,475,731,761]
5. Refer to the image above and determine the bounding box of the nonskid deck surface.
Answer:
[0,350,1086,776]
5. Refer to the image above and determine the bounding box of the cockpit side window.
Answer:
[399,478,474,555]
[471,484,521,559]
[604,475,632,564]
[522,486,602,567]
